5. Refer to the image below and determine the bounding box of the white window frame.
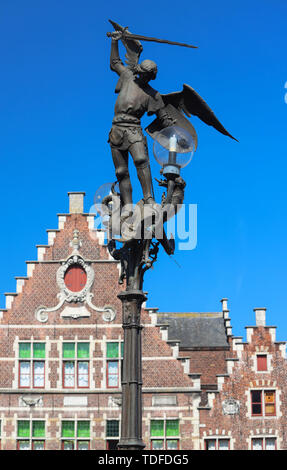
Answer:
[249,389,277,418]
[204,437,231,450]
[62,341,90,389]
[255,353,272,373]
[18,341,46,389]
[60,419,91,450]
[105,341,123,389]
[250,436,277,450]
[16,419,46,450]
[150,418,180,450]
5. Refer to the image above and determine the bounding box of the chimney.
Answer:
[221,298,228,312]
[254,308,266,327]
[68,192,85,214]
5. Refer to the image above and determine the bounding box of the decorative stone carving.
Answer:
[85,293,116,322]
[108,396,122,408]
[35,299,65,323]
[35,231,116,322]
[69,229,82,252]
[222,398,240,415]
[19,395,43,407]
[102,305,117,322]
[56,255,94,304]
[60,305,91,319]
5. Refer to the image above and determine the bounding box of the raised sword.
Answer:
[107,28,198,49]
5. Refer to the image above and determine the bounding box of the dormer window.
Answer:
[64,265,87,292]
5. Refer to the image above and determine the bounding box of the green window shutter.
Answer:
[121,342,124,358]
[62,421,75,438]
[63,343,75,358]
[166,420,179,436]
[77,421,90,438]
[107,342,119,358]
[19,343,31,358]
[106,420,119,437]
[77,343,89,358]
[18,420,30,437]
[150,420,164,437]
[33,343,45,358]
[32,421,45,438]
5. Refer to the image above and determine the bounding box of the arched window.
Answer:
[64,265,87,292]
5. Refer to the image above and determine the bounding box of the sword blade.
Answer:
[122,32,198,49]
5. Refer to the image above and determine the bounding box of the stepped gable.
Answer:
[0,191,194,391]
[0,192,123,326]
[198,308,287,449]
[156,312,229,349]
[155,300,233,387]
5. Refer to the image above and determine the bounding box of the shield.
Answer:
[145,104,198,151]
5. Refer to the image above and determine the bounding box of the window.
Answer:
[64,265,87,292]
[106,342,123,388]
[17,420,45,450]
[106,420,119,450]
[257,355,267,372]
[251,390,276,416]
[19,342,45,388]
[150,419,179,450]
[63,342,90,388]
[205,439,230,450]
[252,437,276,450]
[61,421,90,450]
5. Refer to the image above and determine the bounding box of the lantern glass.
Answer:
[94,183,120,213]
[153,126,195,169]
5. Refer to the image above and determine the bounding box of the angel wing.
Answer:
[109,19,143,69]
[161,84,238,141]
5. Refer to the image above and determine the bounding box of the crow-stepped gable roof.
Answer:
[157,312,230,349]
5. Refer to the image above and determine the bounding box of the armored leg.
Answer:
[129,141,153,203]
[111,147,133,209]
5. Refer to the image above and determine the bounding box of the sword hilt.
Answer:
[107,28,128,40]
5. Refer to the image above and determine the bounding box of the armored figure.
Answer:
[108,29,173,215]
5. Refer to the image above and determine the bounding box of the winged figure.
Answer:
[108,20,237,216]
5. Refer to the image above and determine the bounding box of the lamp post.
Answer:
[98,126,195,451]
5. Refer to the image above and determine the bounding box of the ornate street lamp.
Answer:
[98,126,194,451]
[99,19,236,452]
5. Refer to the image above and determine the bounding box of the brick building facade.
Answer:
[0,192,286,450]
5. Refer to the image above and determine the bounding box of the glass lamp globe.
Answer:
[153,126,195,176]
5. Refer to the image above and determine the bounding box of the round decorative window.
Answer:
[64,264,87,292]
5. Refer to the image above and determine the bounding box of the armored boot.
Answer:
[136,164,154,205]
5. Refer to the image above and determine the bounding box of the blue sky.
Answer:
[0,0,286,340]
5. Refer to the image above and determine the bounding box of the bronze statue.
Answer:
[108,23,174,220]
[107,20,237,218]
[105,22,238,450]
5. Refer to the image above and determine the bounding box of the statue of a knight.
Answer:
[108,25,173,218]
[107,21,237,224]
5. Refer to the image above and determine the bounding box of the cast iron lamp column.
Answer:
[117,289,146,450]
